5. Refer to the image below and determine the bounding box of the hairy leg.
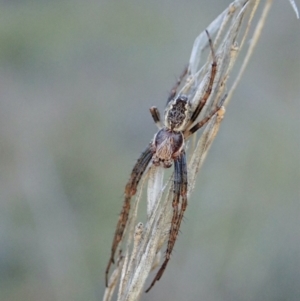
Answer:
[106,145,153,286]
[149,106,162,129]
[167,65,189,104]
[145,152,187,292]
[188,30,217,127]
[185,94,226,137]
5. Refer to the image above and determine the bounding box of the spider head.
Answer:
[165,95,190,131]
[151,129,184,168]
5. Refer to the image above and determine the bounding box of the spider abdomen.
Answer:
[165,95,190,131]
[151,129,184,168]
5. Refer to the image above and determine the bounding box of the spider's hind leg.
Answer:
[167,65,189,104]
[185,93,226,138]
[150,106,163,129]
[187,30,217,128]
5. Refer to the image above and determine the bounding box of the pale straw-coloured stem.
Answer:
[103,1,299,300]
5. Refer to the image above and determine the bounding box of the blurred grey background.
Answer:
[0,1,299,301]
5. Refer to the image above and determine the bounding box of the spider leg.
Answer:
[184,94,226,138]
[149,106,163,129]
[187,30,217,127]
[105,145,153,286]
[167,65,189,104]
[145,152,187,292]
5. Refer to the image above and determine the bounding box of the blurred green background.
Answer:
[0,1,299,300]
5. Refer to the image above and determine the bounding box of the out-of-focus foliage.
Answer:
[0,1,299,301]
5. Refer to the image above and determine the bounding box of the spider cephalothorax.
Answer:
[105,30,223,292]
[151,128,184,168]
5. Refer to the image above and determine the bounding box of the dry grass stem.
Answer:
[289,0,299,18]
[103,1,299,300]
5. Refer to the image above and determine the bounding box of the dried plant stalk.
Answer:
[103,1,299,300]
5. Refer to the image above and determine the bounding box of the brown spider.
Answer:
[105,30,224,292]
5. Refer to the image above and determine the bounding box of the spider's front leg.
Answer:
[145,151,187,292]
[105,145,153,286]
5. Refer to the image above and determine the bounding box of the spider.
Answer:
[105,30,224,292]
